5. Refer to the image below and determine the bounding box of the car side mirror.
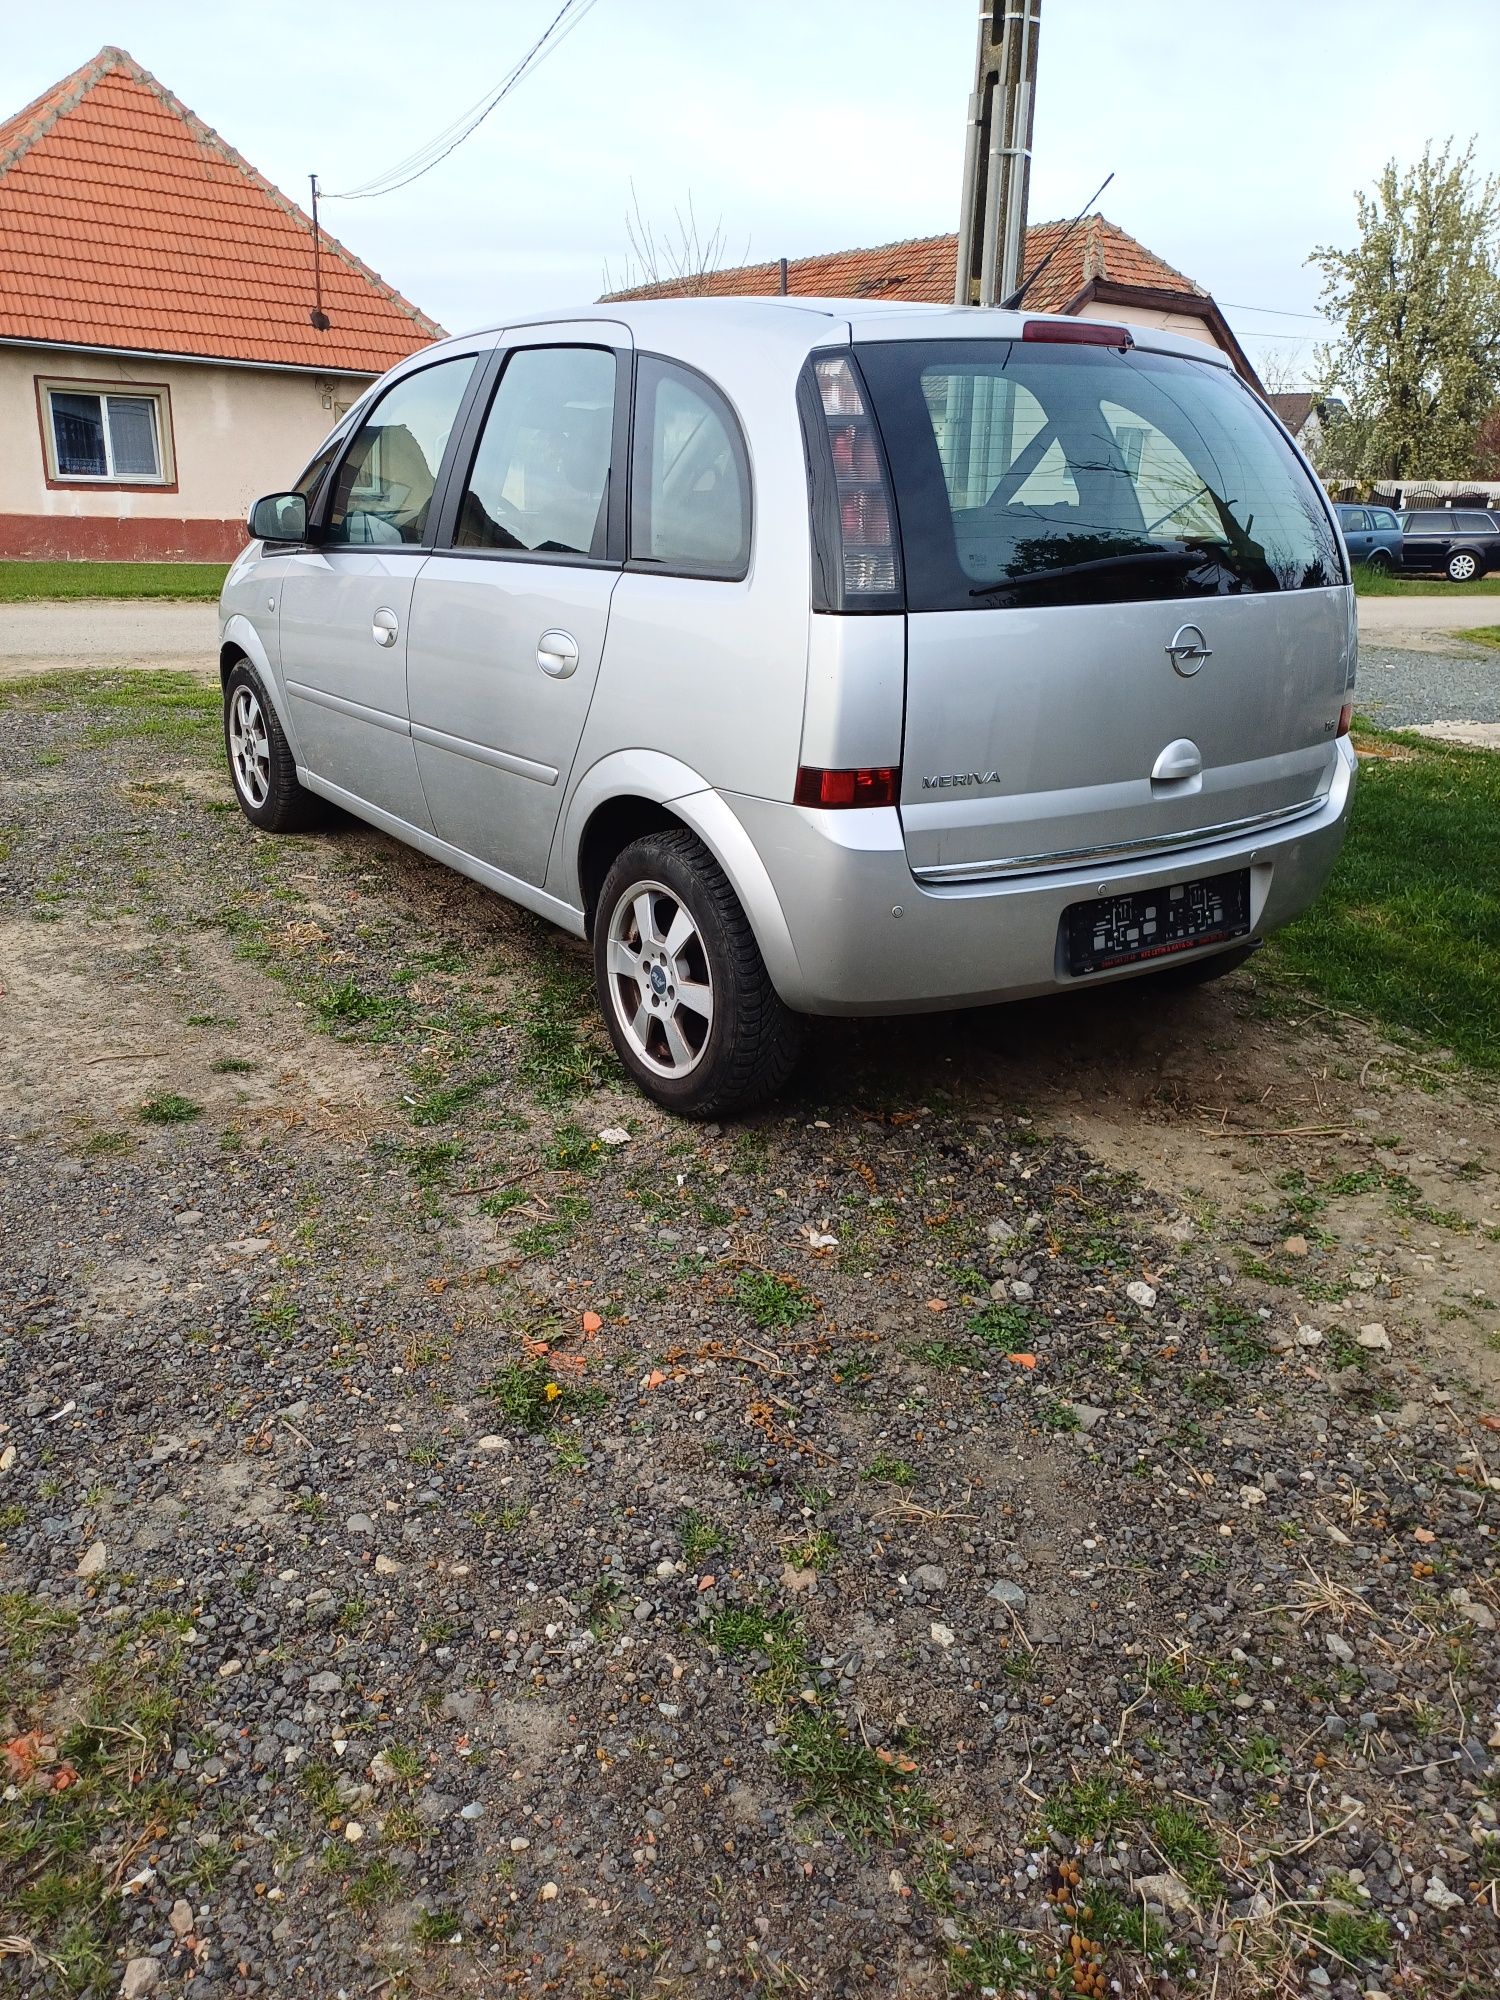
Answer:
[247,491,308,543]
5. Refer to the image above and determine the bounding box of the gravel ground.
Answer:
[2,670,1498,2000]
[1356,642,1500,729]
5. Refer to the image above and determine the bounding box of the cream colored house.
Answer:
[0,47,442,561]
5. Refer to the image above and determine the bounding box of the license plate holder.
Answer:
[1064,869,1251,976]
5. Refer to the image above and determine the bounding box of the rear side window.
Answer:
[857,340,1342,609]
[629,356,750,577]
[324,356,475,546]
[1371,509,1400,529]
[1456,511,1496,533]
[455,346,616,559]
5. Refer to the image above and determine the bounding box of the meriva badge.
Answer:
[920,770,1001,790]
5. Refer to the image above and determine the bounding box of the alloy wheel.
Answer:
[604,879,714,1079]
[1449,552,1478,582]
[228,684,271,808]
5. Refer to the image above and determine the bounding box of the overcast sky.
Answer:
[5,0,1494,383]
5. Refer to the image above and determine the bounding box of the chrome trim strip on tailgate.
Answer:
[910,794,1328,884]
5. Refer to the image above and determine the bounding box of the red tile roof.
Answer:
[0,46,442,374]
[604,214,1206,315]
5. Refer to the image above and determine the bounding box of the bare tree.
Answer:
[602,183,746,297]
[1255,344,1311,396]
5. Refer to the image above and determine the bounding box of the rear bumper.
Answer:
[725,735,1357,1016]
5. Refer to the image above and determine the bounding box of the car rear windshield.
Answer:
[855,338,1343,611]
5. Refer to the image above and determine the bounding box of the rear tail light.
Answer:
[1337,701,1353,737]
[1021,318,1134,348]
[814,355,900,599]
[794,764,900,809]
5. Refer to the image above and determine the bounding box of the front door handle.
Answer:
[537,629,579,678]
[372,606,399,648]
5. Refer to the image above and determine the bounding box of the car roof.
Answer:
[435,295,1235,372]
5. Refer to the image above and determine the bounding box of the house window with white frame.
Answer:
[41,382,173,484]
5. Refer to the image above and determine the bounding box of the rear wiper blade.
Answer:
[969,547,1205,597]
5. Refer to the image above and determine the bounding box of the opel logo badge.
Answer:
[1166,623,1212,677]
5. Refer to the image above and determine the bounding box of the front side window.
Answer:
[45,385,167,483]
[1342,508,1370,531]
[454,346,616,558]
[325,356,475,547]
[630,357,750,577]
[857,340,1343,609]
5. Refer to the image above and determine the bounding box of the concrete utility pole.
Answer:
[954,0,1042,307]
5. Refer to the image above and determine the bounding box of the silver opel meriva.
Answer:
[219,298,1356,1116]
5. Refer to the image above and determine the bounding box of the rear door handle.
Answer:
[537,629,579,678]
[372,606,399,648]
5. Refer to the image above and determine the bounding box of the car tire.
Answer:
[594,828,803,1117]
[1366,549,1393,574]
[1447,549,1482,583]
[223,659,322,832]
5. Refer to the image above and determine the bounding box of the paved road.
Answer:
[1357,593,1499,648]
[0,599,217,677]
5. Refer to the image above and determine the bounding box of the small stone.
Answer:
[1282,1235,1309,1257]
[218,1659,242,1679]
[597,1126,631,1146]
[987,1580,1027,1609]
[76,1540,107,1578]
[1297,1326,1324,1348]
[539,1880,559,1901]
[510,1836,531,1852]
[374,1554,403,1575]
[169,1899,194,1939]
[475,1435,511,1455]
[120,1961,160,1999]
[1010,1280,1034,1302]
[1423,1875,1462,1911]
[929,1621,956,1648]
[1449,1588,1496,1632]
[1069,1403,1106,1433]
[1126,1281,1157,1309]
[1324,1632,1355,1665]
[1357,1324,1391,1351]
[985,1218,1017,1246]
[346,1514,375,1535]
[1132,1871,1196,1914]
[911,1564,948,1593]
[344,1819,364,1842]
[0,1444,16,1474]
[460,1800,485,1820]
[308,1670,342,1694]
[370,1751,403,1785]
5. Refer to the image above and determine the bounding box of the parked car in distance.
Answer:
[1334,502,1402,571]
[1398,507,1500,582]
[219,298,1357,1116]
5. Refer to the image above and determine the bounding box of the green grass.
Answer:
[484,1358,606,1434]
[0,667,221,747]
[1268,728,1500,1071]
[1353,562,1500,596]
[138,1092,203,1125]
[1458,624,1500,648]
[732,1268,816,1331]
[0,560,229,601]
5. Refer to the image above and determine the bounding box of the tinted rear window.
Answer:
[1408,512,1449,531]
[856,340,1342,610]
[1456,512,1497,533]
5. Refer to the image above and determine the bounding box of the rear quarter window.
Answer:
[858,339,1343,611]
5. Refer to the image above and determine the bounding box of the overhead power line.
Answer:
[323,0,600,201]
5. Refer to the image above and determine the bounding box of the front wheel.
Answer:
[594,829,803,1117]
[1447,549,1482,583]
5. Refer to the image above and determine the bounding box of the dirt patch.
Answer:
[0,914,389,1132]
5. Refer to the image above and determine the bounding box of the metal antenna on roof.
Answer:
[997,169,1113,312]
[309,174,331,332]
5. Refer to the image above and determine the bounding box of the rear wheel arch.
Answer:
[577,796,687,933]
